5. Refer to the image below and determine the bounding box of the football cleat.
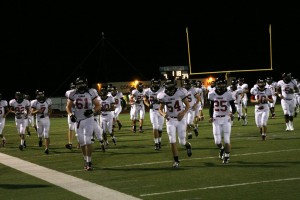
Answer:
[186,142,192,157]
[155,143,159,150]
[187,134,192,139]
[219,148,225,160]
[172,161,180,168]
[194,128,199,137]
[65,143,72,150]
[223,156,230,164]
[19,144,24,151]
[85,162,93,171]
[2,139,6,147]
[44,148,49,154]
[262,134,266,141]
[39,140,43,147]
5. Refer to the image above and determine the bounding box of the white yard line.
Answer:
[140,177,300,197]
[0,153,141,200]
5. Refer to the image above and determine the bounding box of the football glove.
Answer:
[70,114,77,122]
[84,109,93,117]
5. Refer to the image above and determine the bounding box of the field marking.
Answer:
[0,153,141,200]
[103,148,300,168]
[140,177,300,197]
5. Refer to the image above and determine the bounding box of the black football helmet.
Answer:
[107,83,114,93]
[215,77,227,95]
[265,77,273,85]
[111,86,118,96]
[282,72,292,83]
[24,94,30,100]
[210,80,216,88]
[230,79,237,91]
[70,82,76,90]
[75,76,88,93]
[183,79,192,90]
[137,82,144,92]
[15,92,24,103]
[164,78,177,96]
[150,78,161,92]
[129,86,135,93]
[99,87,108,99]
[257,79,266,91]
[237,77,245,85]
[36,90,46,103]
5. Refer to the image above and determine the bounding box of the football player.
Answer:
[251,79,273,140]
[9,92,30,150]
[276,72,299,131]
[144,78,164,150]
[157,77,192,168]
[208,77,236,164]
[31,90,53,154]
[66,76,101,170]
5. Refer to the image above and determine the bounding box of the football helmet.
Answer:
[107,84,114,92]
[24,94,30,100]
[99,87,108,99]
[70,82,76,90]
[237,77,245,85]
[75,76,88,93]
[230,79,237,91]
[111,86,118,96]
[215,77,227,95]
[36,90,46,103]
[15,92,24,103]
[137,82,144,92]
[183,79,192,90]
[265,77,273,85]
[129,86,135,93]
[151,78,161,92]
[257,79,266,91]
[282,72,292,83]
[210,80,216,88]
[164,78,177,96]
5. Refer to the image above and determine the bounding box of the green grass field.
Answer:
[1,105,300,200]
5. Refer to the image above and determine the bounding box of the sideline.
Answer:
[0,153,141,200]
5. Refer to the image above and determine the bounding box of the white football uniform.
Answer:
[157,87,188,145]
[0,99,8,136]
[9,98,30,135]
[66,88,98,145]
[277,79,297,116]
[208,90,234,145]
[251,87,273,127]
[144,87,164,131]
[31,98,52,139]
[131,88,145,120]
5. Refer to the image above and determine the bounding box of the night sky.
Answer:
[2,1,300,99]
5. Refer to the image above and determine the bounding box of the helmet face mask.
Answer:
[75,76,88,93]
[99,87,108,99]
[215,78,227,95]
[137,82,144,92]
[151,79,161,92]
[282,73,292,83]
[36,90,45,103]
[183,79,191,90]
[164,79,177,96]
[111,86,118,96]
[70,82,76,90]
[15,92,24,103]
[257,79,266,90]
[265,77,272,84]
